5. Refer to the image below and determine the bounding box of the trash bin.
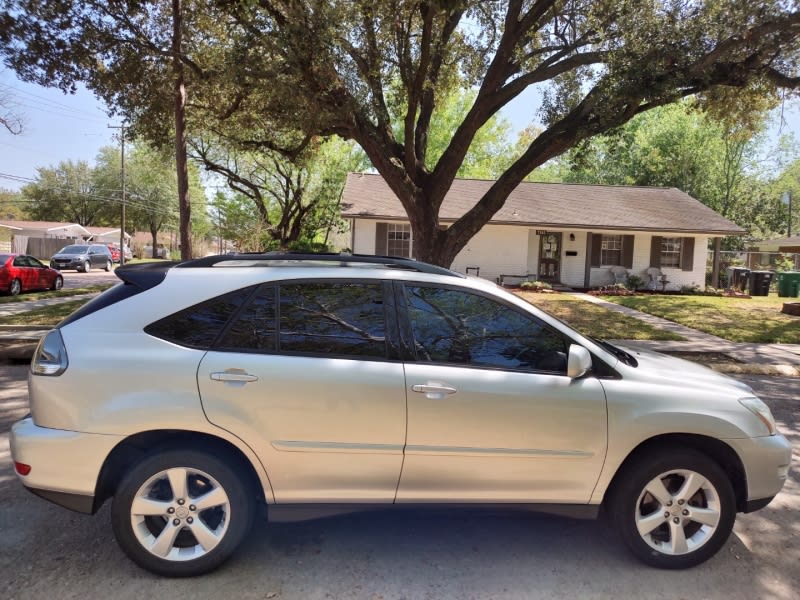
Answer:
[748,271,774,296]
[776,271,800,298]
[726,266,750,292]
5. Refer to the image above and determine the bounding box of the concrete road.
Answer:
[59,268,121,290]
[0,367,797,600]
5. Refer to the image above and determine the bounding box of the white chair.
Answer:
[610,266,628,285]
[646,267,663,290]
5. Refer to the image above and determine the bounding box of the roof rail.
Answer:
[175,252,464,278]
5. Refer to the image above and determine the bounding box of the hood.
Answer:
[612,344,754,396]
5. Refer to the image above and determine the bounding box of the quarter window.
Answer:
[660,237,682,268]
[279,282,387,358]
[404,286,568,373]
[145,287,256,349]
[217,286,277,352]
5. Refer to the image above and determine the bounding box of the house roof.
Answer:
[749,236,800,251]
[85,226,131,239]
[340,173,746,236]
[0,220,91,234]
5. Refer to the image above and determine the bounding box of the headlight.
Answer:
[739,397,777,436]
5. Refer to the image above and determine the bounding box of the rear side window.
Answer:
[279,282,387,358]
[145,287,255,349]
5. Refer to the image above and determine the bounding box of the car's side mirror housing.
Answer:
[567,344,592,379]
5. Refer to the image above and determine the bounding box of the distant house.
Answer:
[85,226,131,245]
[0,220,91,256]
[339,173,744,289]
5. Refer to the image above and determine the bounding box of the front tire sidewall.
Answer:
[104,259,112,272]
[111,448,255,577]
[82,261,90,273]
[9,279,21,296]
[52,276,63,291]
[610,450,736,569]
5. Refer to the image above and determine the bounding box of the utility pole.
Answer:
[109,123,127,265]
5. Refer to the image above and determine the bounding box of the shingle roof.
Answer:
[0,219,88,231]
[340,173,745,235]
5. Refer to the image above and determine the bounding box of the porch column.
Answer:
[711,237,721,288]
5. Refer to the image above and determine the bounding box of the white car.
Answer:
[11,254,791,576]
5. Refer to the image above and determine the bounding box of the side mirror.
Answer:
[567,345,592,379]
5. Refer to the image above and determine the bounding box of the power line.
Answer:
[0,82,107,120]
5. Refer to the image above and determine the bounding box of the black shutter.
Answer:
[375,223,388,256]
[622,235,635,268]
[589,233,602,267]
[681,237,695,271]
[650,236,662,268]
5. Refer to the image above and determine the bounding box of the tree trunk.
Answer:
[173,0,192,260]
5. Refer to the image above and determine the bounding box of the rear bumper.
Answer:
[10,417,124,513]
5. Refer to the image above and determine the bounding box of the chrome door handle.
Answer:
[411,383,457,399]
[210,370,259,385]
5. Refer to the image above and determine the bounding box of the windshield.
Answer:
[589,337,639,367]
[58,245,89,254]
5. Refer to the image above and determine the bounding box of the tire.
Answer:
[111,448,255,577]
[104,259,112,272]
[82,260,91,273]
[51,276,63,291]
[9,278,21,296]
[608,448,736,569]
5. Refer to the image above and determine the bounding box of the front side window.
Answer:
[600,235,623,266]
[404,286,568,373]
[279,282,387,358]
[660,237,682,268]
[387,223,412,257]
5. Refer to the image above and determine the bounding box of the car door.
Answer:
[396,283,608,504]
[27,256,51,289]
[12,256,34,291]
[197,279,407,503]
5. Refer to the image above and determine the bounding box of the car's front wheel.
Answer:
[51,276,63,291]
[81,260,90,273]
[111,447,255,577]
[609,448,736,569]
[104,259,112,271]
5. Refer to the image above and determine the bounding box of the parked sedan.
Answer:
[50,244,113,272]
[0,254,63,295]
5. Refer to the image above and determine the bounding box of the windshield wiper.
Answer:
[590,337,638,367]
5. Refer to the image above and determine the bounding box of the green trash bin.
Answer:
[776,272,800,297]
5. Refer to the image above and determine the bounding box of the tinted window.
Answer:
[145,286,255,349]
[217,285,277,352]
[59,245,89,254]
[279,282,386,358]
[404,286,567,372]
[13,256,31,267]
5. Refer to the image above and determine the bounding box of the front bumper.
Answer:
[726,432,792,508]
[10,417,124,514]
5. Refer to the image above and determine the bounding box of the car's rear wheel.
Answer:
[51,276,63,291]
[609,449,736,569]
[111,448,255,577]
[9,278,21,296]
[104,259,112,272]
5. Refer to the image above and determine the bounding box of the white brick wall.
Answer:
[347,220,710,290]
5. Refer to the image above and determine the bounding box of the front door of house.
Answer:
[538,233,561,282]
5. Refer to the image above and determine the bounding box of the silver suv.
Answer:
[10,254,791,576]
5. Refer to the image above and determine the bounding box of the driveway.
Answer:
[60,268,120,289]
[0,367,797,599]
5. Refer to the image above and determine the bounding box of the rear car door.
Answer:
[197,279,407,503]
[12,255,34,291]
[396,283,608,504]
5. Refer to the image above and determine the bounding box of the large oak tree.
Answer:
[3,1,800,266]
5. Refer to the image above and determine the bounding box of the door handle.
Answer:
[210,370,259,385]
[411,383,457,399]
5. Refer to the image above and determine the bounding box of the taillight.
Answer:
[31,329,69,376]
[14,462,31,476]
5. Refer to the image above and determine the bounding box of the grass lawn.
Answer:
[0,283,113,304]
[0,299,89,326]
[516,291,686,341]
[603,293,800,343]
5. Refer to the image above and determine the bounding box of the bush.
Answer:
[519,279,552,292]
[625,274,644,290]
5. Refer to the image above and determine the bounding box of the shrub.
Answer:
[625,274,644,290]
[519,279,552,291]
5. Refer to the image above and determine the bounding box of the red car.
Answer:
[1,253,64,296]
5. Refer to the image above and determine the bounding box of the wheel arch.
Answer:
[93,429,267,513]
[602,433,748,512]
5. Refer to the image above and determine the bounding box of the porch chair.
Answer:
[645,267,663,290]
[609,266,628,285]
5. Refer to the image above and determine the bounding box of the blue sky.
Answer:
[1,67,799,193]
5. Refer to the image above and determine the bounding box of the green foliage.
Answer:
[0,188,26,220]
[519,280,552,291]
[625,274,644,291]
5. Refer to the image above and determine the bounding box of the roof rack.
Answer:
[175,252,465,278]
